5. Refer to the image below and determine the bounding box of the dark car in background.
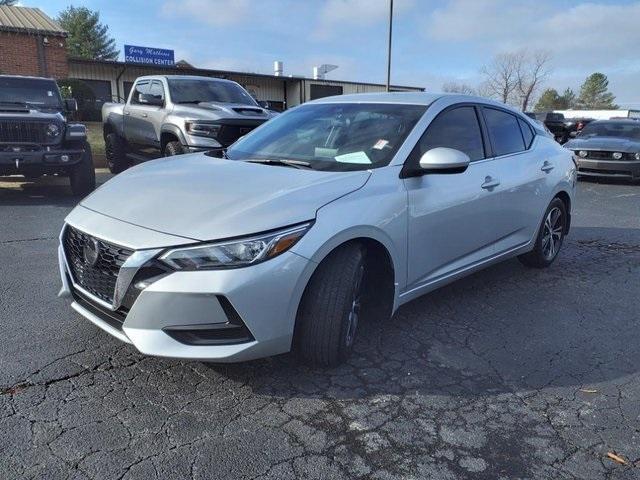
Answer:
[526,112,570,143]
[564,119,640,182]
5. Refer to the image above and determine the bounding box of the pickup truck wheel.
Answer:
[164,140,185,157]
[105,133,129,174]
[69,141,96,197]
[295,243,366,367]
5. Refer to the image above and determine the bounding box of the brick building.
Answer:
[0,6,68,79]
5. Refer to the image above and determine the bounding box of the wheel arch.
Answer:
[160,124,187,151]
[553,190,572,234]
[291,228,400,326]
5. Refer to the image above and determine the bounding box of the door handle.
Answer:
[141,113,148,118]
[541,161,554,173]
[481,176,500,190]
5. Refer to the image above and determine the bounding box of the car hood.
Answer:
[564,137,640,153]
[80,154,371,241]
[171,102,272,120]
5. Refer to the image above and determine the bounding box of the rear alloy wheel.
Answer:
[296,243,367,367]
[164,140,185,157]
[518,198,567,268]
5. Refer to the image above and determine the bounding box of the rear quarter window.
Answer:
[518,118,534,148]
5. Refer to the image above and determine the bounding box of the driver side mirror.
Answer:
[64,98,78,112]
[139,93,164,107]
[418,147,470,174]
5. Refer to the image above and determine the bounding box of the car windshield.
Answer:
[168,78,257,106]
[579,121,640,140]
[0,77,62,108]
[225,103,427,171]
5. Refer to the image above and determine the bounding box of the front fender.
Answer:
[160,123,187,146]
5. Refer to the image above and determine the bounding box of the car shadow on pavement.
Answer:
[0,170,112,207]
[205,226,640,401]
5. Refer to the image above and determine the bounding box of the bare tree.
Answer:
[515,50,552,111]
[480,50,552,109]
[442,81,476,95]
[479,52,520,104]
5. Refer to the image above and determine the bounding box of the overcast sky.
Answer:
[30,0,640,108]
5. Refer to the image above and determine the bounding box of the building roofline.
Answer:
[0,6,67,37]
[67,57,424,91]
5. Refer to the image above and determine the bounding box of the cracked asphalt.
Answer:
[1,172,639,479]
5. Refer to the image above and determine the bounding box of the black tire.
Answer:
[164,140,185,157]
[518,197,567,268]
[296,243,366,367]
[105,133,129,174]
[69,141,96,197]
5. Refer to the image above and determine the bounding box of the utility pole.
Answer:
[386,0,393,92]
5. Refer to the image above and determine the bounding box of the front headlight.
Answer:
[159,222,312,270]
[612,152,623,160]
[185,120,221,138]
[46,123,61,138]
[635,152,640,161]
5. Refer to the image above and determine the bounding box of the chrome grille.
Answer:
[584,151,635,161]
[63,226,133,304]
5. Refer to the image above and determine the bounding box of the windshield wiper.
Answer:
[244,158,312,169]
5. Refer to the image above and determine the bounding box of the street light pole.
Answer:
[386,0,393,92]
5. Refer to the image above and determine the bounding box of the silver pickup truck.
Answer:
[102,75,274,173]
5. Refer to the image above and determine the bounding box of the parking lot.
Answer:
[1,173,639,479]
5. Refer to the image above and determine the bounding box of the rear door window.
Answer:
[483,108,526,156]
[417,106,485,161]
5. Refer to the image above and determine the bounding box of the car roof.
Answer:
[135,75,237,84]
[591,119,639,125]
[309,91,521,109]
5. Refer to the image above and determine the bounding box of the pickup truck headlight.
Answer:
[185,121,221,138]
[159,223,312,270]
[46,123,61,138]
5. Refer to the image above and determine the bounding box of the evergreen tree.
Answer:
[576,73,617,109]
[533,89,563,111]
[58,6,118,61]
[560,88,576,109]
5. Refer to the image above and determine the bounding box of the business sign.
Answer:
[124,45,175,66]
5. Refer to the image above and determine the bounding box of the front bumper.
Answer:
[0,145,84,172]
[58,224,313,362]
[576,158,640,180]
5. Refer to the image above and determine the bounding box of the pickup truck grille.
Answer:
[218,121,266,146]
[63,226,133,305]
[0,121,46,143]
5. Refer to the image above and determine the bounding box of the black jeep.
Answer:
[0,75,95,195]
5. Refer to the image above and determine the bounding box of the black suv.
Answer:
[0,75,95,195]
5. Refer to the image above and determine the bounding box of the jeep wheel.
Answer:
[105,133,129,174]
[164,140,185,157]
[69,141,96,197]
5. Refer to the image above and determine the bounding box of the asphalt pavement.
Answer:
[1,172,639,479]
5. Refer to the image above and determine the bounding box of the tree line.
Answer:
[443,50,618,112]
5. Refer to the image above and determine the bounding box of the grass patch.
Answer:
[85,122,104,157]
